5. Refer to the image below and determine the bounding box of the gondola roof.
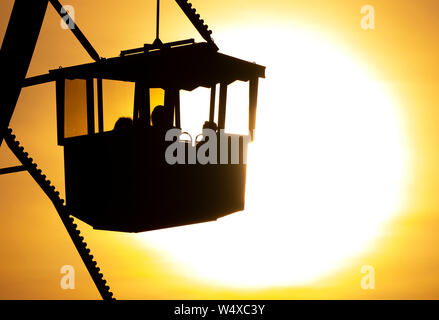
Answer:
[49,42,265,91]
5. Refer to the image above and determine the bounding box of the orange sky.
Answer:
[1,0,439,299]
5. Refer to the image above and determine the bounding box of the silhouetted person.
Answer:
[113,117,134,134]
[202,120,218,132]
[151,105,172,129]
[197,121,218,149]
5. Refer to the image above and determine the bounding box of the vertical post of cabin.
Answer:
[143,88,151,127]
[218,83,228,165]
[134,82,150,126]
[209,84,216,123]
[249,78,259,141]
[86,78,95,135]
[175,90,181,129]
[97,78,104,133]
[164,88,176,126]
[218,83,227,130]
[55,78,65,145]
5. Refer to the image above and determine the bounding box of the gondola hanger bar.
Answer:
[156,0,160,41]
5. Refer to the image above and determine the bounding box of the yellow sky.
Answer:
[1,0,439,299]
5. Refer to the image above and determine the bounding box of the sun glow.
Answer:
[138,26,409,288]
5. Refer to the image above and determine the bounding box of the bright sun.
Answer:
[138,25,408,288]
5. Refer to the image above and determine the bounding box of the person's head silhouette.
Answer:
[151,105,172,128]
[203,121,218,131]
[113,117,133,133]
